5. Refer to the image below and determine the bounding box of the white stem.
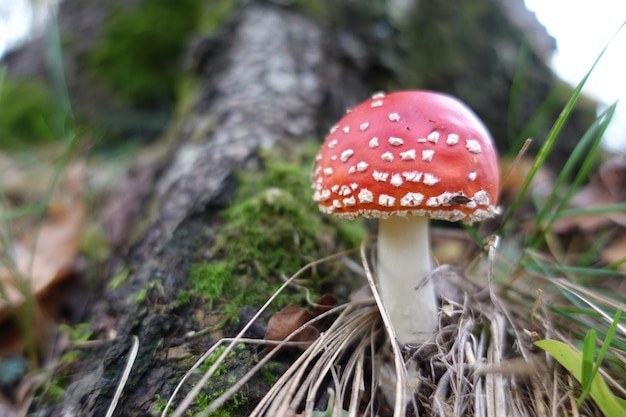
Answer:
[376,215,438,345]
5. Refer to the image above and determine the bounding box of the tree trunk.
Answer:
[55,4,363,416]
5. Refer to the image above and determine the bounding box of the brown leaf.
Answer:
[264,305,317,350]
[0,169,86,321]
[310,293,337,316]
[264,295,337,352]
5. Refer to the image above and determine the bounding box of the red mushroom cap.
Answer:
[312,91,500,224]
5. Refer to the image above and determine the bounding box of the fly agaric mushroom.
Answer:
[312,90,499,345]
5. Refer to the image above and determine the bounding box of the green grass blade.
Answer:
[499,22,625,232]
[580,329,597,404]
[43,14,75,138]
[605,256,626,271]
[0,204,48,221]
[536,264,626,279]
[578,309,622,406]
[507,43,530,146]
[535,339,626,417]
[595,308,622,366]
[558,203,626,218]
[527,103,616,248]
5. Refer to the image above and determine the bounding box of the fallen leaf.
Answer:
[0,164,86,322]
[264,305,317,350]
[310,294,338,316]
[264,295,336,352]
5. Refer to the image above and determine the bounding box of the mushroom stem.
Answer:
[376,215,438,345]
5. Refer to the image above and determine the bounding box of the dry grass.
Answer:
[158,232,623,417]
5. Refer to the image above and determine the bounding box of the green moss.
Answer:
[0,78,62,147]
[190,261,229,310]
[189,144,366,320]
[58,323,93,344]
[259,362,284,386]
[40,382,66,405]
[151,394,168,415]
[134,287,148,303]
[186,343,251,416]
[191,392,248,417]
[88,0,203,105]
[198,344,242,375]
[108,268,130,290]
[175,290,191,308]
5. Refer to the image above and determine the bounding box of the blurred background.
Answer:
[1,0,624,151]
